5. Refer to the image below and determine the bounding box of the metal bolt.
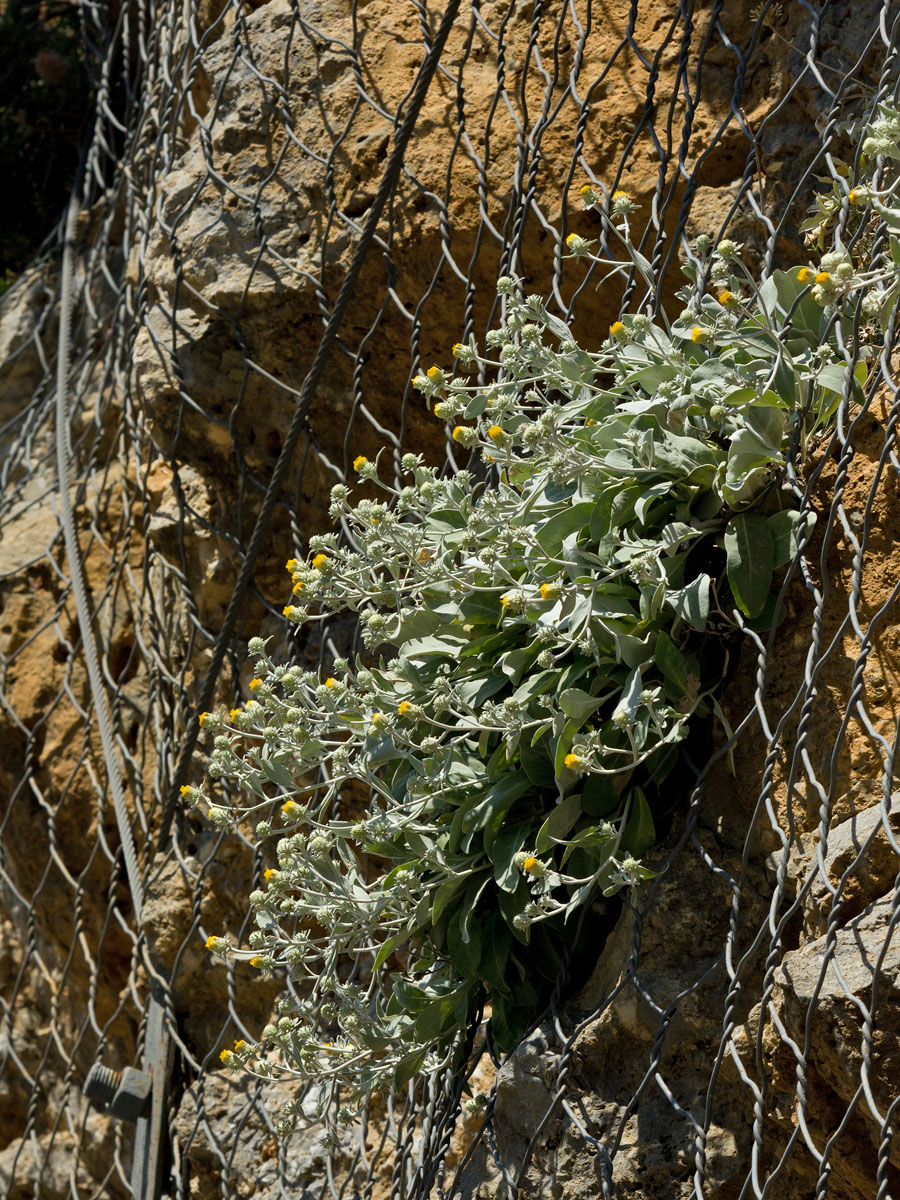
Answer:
[84,1063,121,1107]
[83,1063,151,1123]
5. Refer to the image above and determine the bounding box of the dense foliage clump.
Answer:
[195,105,900,1136]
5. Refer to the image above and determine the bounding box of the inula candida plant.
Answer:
[193,105,900,1134]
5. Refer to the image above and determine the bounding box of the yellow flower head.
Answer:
[180,784,191,797]
[325,677,338,688]
[233,1040,247,1052]
[565,232,579,246]
[229,708,240,721]
[797,267,814,284]
[487,424,504,441]
[219,1048,233,1064]
[264,868,277,881]
[282,800,301,818]
[612,189,629,200]
[717,289,737,308]
[198,712,209,727]
[426,365,442,382]
[451,426,468,443]
[563,752,582,769]
[579,183,593,196]
[609,320,625,338]
[522,856,539,873]
[283,605,299,619]
[352,455,368,471]
[398,701,413,716]
[690,326,706,343]
[585,418,596,426]
[249,956,261,967]
[249,678,262,691]
[311,553,328,569]
[292,581,305,595]
[539,583,558,600]
[286,558,299,572]
[452,343,464,357]
[205,935,218,951]
[848,188,859,204]
[815,270,832,285]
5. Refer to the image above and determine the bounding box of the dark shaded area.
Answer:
[0,0,91,288]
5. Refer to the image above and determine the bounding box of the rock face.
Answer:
[0,0,898,1197]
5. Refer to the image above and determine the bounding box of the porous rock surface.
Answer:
[0,0,897,1196]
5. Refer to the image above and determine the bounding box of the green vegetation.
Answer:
[195,105,900,1137]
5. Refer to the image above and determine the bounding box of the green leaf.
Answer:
[479,913,512,992]
[491,820,533,892]
[559,687,603,720]
[431,875,467,925]
[743,404,785,450]
[394,1051,427,1090]
[666,573,710,631]
[768,508,815,567]
[580,773,619,818]
[447,905,483,979]
[413,989,467,1042]
[461,774,531,836]
[535,502,593,555]
[620,786,656,856]
[655,630,689,696]
[535,793,583,852]
[724,512,774,618]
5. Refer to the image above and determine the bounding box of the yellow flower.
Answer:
[717,289,738,308]
[283,605,299,619]
[311,553,328,569]
[565,232,579,246]
[563,753,582,769]
[229,708,240,721]
[848,188,859,204]
[579,183,593,196]
[233,1040,247,1052]
[198,712,209,727]
[264,868,277,881]
[180,784,191,797]
[451,426,467,442]
[352,455,368,471]
[398,701,413,716]
[797,267,814,283]
[286,558,299,571]
[690,326,706,343]
[219,1048,233,1064]
[249,956,261,967]
[612,189,628,200]
[522,856,539,873]
[325,677,338,688]
[281,800,301,818]
[609,320,625,338]
[452,343,464,357]
[249,678,262,691]
[815,270,831,285]
[539,583,558,600]
[292,581,305,595]
[585,418,596,426]
[426,365,442,381]
[487,424,504,441]
[205,935,218,951]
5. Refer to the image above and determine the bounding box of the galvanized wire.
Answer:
[1,1,899,1198]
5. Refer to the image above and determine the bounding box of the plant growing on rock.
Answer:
[195,106,900,1134]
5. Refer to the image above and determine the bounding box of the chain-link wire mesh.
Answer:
[1,0,899,1196]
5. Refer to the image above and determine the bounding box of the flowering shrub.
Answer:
[195,106,900,1132]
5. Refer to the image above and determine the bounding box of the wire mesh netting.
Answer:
[1,0,900,1196]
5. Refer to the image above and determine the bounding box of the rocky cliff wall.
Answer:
[0,1,897,1197]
